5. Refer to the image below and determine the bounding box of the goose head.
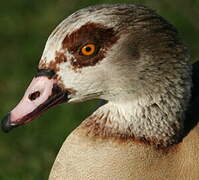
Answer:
[1,4,191,146]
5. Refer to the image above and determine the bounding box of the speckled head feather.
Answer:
[3,4,192,147]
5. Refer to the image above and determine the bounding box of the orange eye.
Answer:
[81,44,96,56]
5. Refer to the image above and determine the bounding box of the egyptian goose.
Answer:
[1,4,199,180]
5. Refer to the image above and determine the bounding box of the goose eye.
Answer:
[80,44,96,56]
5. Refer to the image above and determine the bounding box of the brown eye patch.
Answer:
[62,22,119,69]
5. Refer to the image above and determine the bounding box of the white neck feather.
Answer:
[82,89,190,147]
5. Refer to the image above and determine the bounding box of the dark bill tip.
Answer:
[1,113,18,133]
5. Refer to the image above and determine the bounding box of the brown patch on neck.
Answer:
[62,22,119,70]
[80,113,175,149]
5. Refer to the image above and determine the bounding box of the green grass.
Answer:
[0,0,198,179]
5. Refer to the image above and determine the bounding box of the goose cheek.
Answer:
[1,76,68,132]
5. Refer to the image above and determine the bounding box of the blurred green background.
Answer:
[0,0,198,179]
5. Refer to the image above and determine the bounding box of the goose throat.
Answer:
[81,89,191,148]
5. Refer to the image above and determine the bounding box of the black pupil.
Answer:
[85,46,91,52]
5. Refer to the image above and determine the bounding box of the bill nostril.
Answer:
[29,91,41,101]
